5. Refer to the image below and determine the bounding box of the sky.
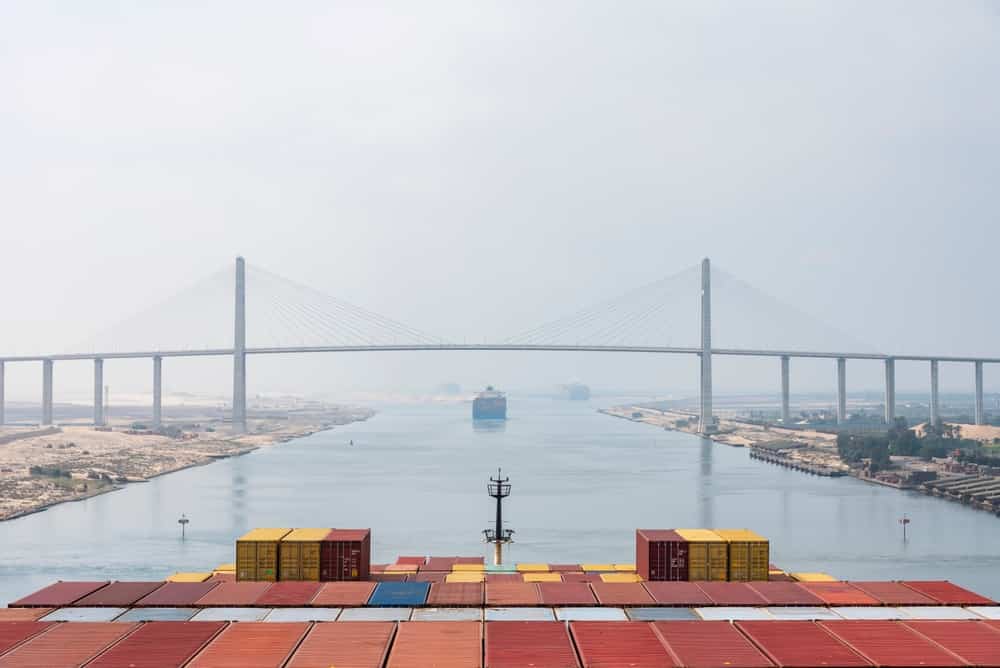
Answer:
[2,1,999,403]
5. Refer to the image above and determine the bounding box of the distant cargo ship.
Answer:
[562,382,590,400]
[473,386,507,420]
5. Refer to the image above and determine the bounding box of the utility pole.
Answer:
[483,469,514,565]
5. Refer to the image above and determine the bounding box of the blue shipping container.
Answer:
[368,581,429,607]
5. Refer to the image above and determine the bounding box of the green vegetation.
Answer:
[837,418,982,472]
[28,465,71,478]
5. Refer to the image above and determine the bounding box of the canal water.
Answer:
[2,396,999,604]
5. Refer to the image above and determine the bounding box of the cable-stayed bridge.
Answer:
[0,258,994,433]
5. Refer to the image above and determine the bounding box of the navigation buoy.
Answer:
[178,514,190,540]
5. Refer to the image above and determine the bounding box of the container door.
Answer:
[302,543,321,581]
[236,542,257,582]
[280,543,302,581]
[668,541,688,581]
[687,542,708,581]
[749,542,770,581]
[709,543,728,581]
[257,541,279,582]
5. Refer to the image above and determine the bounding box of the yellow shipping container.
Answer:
[676,529,728,581]
[581,563,616,572]
[522,573,562,582]
[451,563,485,572]
[279,528,330,581]
[446,572,484,583]
[613,564,636,572]
[712,529,769,581]
[516,563,549,573]
[167,572,211,583]
[237,528,291,582]
[792,572,836,582]
[600,573,643,583]
[213,563,236,573]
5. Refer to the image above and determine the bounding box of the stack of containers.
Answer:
[320,529,371,581]
[279,529,331,581]
[236,529,291,582]
[637,528,768,581]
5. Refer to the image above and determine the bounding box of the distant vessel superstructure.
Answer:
[473,386,507,420]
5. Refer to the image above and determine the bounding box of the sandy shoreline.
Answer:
[0,402,374,521]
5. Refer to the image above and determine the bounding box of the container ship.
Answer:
[472,386,506,420]
[561,382,591,400]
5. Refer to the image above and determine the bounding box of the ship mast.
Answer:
[483,468,514,565]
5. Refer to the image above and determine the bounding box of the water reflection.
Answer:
[473,419,507,433]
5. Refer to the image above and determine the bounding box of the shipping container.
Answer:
[0,622,52,657]
[40,607,126,622]
[167,572,212,583]
[830,607,907,621]
[798,582,878,607]
[74,582,164,607]
[485,608,555,621]
[548,564,583,573]
[412,572,448,583]
[522,573,562,583]
[966,606,1000,620]
[516,563,549,572]
[900,580,996,606]
[394,556,426,566]
[86,621,225,668]
[263,608,340,622]
[580,564,617,573]
[637,530,689,582]
[412,608,482,621]
[426,582,484,606]
[570,620,675,667]
[285,621,394,668]
[452,563,486,572]
[0,610,52,622]
[254,581,321,607]
[904,620,1000,666]
[208,573,236,583]
[385,565,418,574]
[897,606,981,620]
[338,607,411,621]
[600,573,643,583]
[371,574,409,582]
[189,608,272,622]
[311,581,376,607]
[486,582,541,607]
[454,557,485,565]
[736,620,872,667]
[675,529,728,581]
[555,608,629,621]
[134,581,220,607]
[643,581,714,606]
[713,529,769,581]
[653,620,774,667]
[850,581,936,606]
[561,574,605,584]
[236,529,291,582]
[386,621,482,668]
[0,622,138,667]
[792,572,836,582]
[615,564,637,571]
[9,581,109,608]
[764,607,841,621]
[187,622,309,667]
[195,581,272,607]
[591,582,655,606]
[279,528,332,581]
[537,582,597,606]
[747,581,823,606]
[424,557,461,571]
[697,582,769,606]
[368,581,429,607]
[116,608,197,622]
[320,529,371,581]
[486,621,580,668]
[819,620,966,667]
[445,572,485,584]
[694,607,774,621]
[626,608,699,621]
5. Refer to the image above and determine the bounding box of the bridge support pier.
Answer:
[94,358,104,426]
[0,360,5,426]
[42,359,53,425]
[780,356,790,424]
[153,356,162,429]
[930,360,940,427]
[836,357,846,425]
[975,360,984,425]
[232,256,247,433]
[884,358,895,425]
[699,258,713,433]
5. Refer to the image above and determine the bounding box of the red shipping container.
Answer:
[736,620,872,667]
[904,620,1000,666]
[427,583,484,606]
[591,582,655,606]
[850,581,936,606]
[0,610,52,622]
[312,581,375,606]
[254,581,321,607]
[653,620,773,668]
[74,581,164,607]
[637,530,689,582]
[570,621,676,667]
[454,557,485,565]
[195,581,273,607]
[486,622,580,668]
[697,582,769,606]
[797,582,878,606]
[1,622,138,667]
[386,621,482,668]
[537,582,597,606]
[286,621,395,668]
[747,581,824,606]
[643,581,713,606]
[394,556,426,566]
[0,622,52,657]
[819,621,966,667]
[187,622,310,667]
[900,581,995,606]
[320,529,371,581]
[424,557,460,571]
[548,564,583,573]
[208,573,236,583]
[9,581,109,608]
[86,621,225,668]
[769,572,797,582]
[561,574,605,584]
[412,572,449,583]
[485,574,523,584]
[486,582,541,607]
[134,581,219,607]
[371,574,409,582]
